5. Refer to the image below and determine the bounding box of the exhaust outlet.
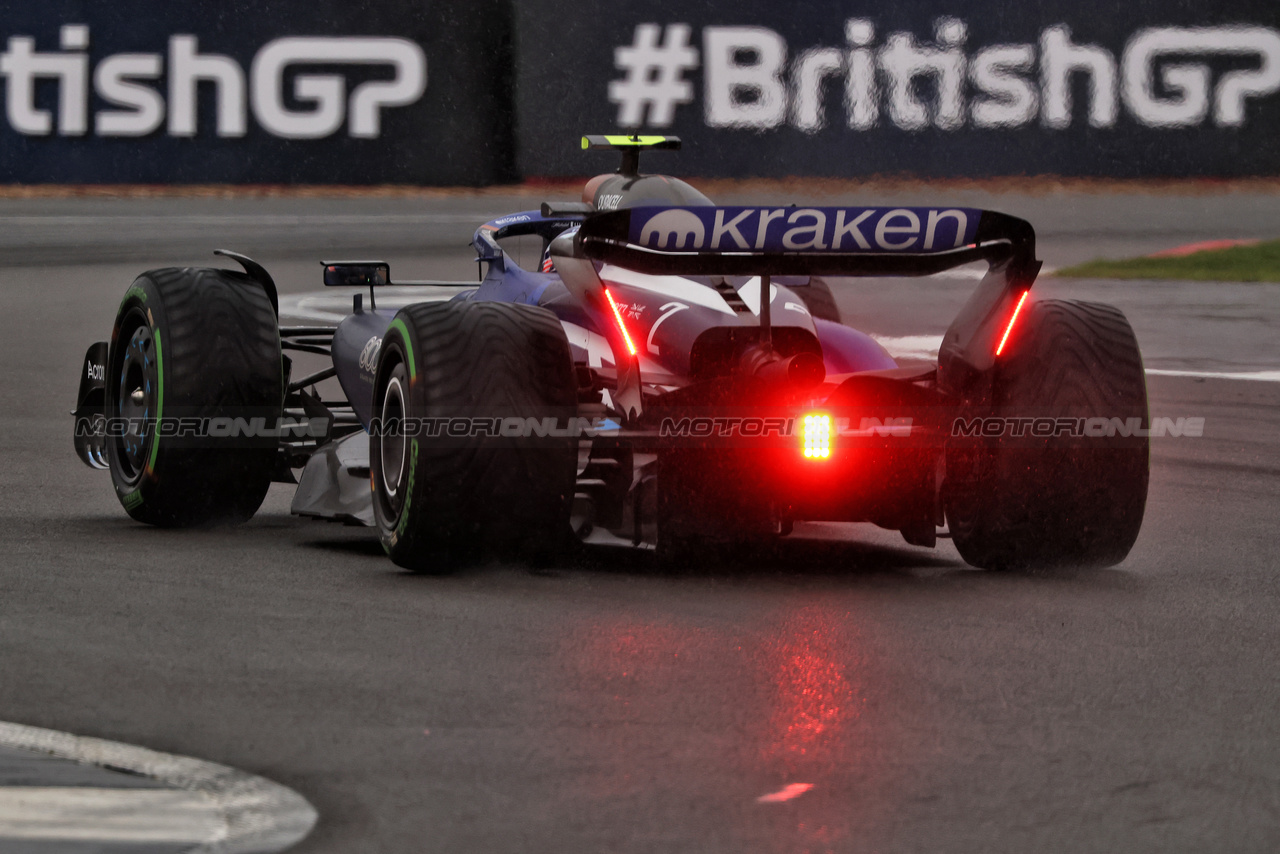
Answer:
[742,348,826,389]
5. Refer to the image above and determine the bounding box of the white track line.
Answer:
[0,787,221,843]
[0,721,316,854]
[870,334,1280,382]
[869,334,945,360]
[1144,368,1280,382]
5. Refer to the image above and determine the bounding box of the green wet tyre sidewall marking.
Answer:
[387,317,416,381]
[394,438,418,540]
[119,284,147,310]
[121,489,143,511]
[146,328,164,474]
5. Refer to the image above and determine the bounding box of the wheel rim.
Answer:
[115,318,158,483]
[379,365,409,514]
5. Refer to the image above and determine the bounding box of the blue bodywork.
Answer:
[332,209,898,430]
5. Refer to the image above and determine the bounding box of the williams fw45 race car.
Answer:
[72,136,1149,571]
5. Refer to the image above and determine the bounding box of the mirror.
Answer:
[323,262,390,287]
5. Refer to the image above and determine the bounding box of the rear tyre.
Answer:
[106,267,282,527]
[945,299,1149,570]
[371,301,578,572]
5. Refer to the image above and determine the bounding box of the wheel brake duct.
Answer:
[214,249,278,318]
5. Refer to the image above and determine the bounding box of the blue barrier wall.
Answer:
[0,0,514,183]
[2,1,1279,183]
[515,0,1280,178]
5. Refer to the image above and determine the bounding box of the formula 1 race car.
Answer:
[72,135,1149,571]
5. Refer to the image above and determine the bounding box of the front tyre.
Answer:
[106,267,282,526]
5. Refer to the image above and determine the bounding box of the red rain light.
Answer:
[995,290,1030,356]
[602,286,638,356]
[802,414,831,459]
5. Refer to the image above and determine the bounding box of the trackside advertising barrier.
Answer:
[0,0,514,183]
[2,2,1279,183]
[514,0,1280,179]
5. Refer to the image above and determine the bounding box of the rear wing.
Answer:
[551,205,1043,414]
[574,205,1036,277]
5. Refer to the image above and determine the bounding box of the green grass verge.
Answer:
[1054,239,1280,282]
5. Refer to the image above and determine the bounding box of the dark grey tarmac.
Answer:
[0,190,1277,853]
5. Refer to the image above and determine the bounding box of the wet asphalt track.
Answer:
[1,188,1278,852]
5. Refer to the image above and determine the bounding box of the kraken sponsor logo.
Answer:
[638,209,707,249]
[635,206,975,252]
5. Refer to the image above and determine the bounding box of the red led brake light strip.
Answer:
[603,287,638,356]
[995,290,1029,357]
